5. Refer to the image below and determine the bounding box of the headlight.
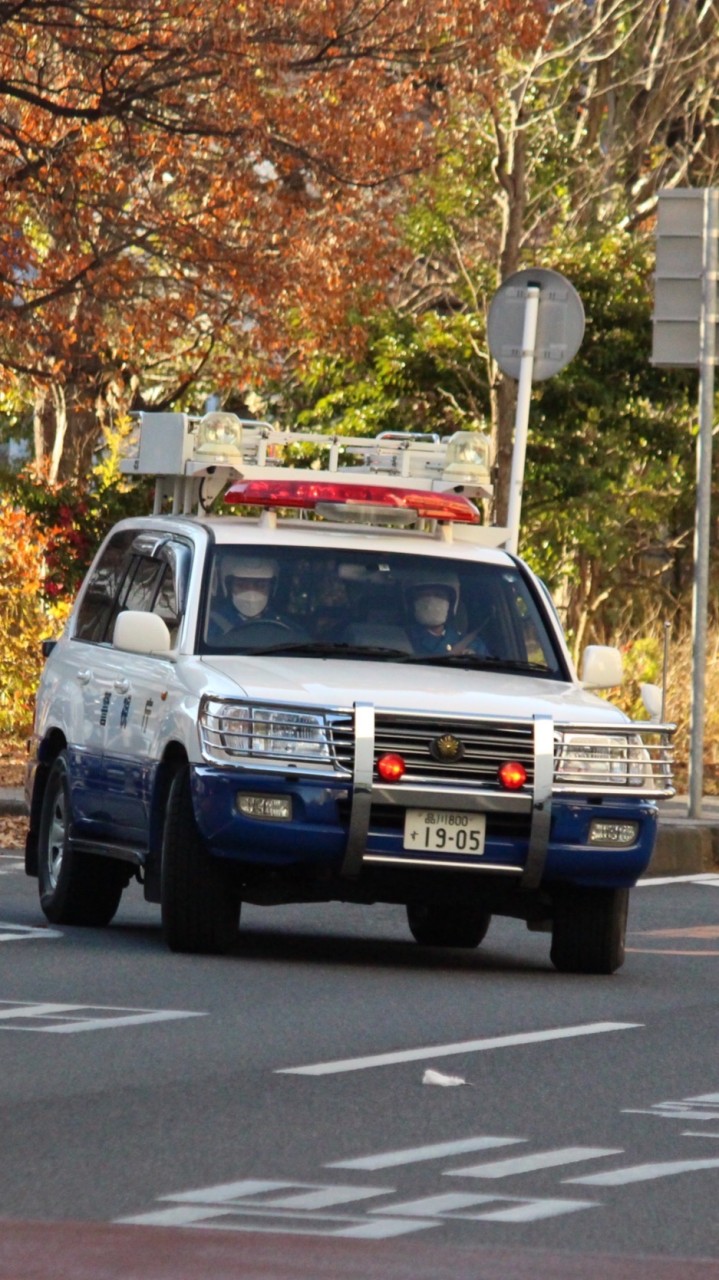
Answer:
[555,732,652,789]
[200,700,330,766]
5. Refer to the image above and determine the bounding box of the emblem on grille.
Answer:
[429,733,464,762]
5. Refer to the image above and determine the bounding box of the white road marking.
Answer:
[476,1196,597,1223]
[161,1180,290,1203]
[0,1002,80,1019]
[0,922,62,941]
[638,873,719,887]
[327,1135,524,1171]
[445,1146,623,1179]
[0,1000,206,1033]
[566,1157,719,1186]
[118,1206,234,1228]
[260,1186,390,1211]
[277,1021,642,1076]
[335,1219,438,1239]
[368,1191,597,1223]
[371,1191,498,1217]
[623,1093,719,1121]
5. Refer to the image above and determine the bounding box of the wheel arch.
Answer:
[144,740,189,903]
[25,729,68,877]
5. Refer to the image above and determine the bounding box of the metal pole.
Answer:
[661,620,670,723]
[506,284,540,555]
[688,189,718,819]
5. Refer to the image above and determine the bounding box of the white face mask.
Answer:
[414,593,450,628]
[232,586,270,618]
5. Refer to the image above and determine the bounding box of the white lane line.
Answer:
[327,1135,524,1171]
[0,1003,81,1019]
[638,873,719,887]
[43,1010,205,1033]
[566,1157,719,1186]
[445,1146,622,1179]
[277,1021,642,1077]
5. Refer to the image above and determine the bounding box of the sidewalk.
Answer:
[2,787,718,877]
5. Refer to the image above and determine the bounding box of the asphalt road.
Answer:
[1,848,719,1279]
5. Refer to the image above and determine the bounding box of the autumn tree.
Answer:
[394,0,719,521]
[0,0,548,482]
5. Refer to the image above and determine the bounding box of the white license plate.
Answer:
[403,809,486,855]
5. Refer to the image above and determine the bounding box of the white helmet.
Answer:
[404,565,460,613]
[222,554,278,595]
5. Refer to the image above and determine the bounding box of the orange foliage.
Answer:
[0,0,549,445]
[0,500,70,735]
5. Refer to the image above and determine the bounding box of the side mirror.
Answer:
[580,645,623,689]
[640,682,663,721]
[113,611,171,655]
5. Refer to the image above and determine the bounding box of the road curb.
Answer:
[645,822,719,878]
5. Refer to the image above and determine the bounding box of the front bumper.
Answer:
[191,768,659,891]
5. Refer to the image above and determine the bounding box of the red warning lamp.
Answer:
[377,753,406,782]
[498,761,527,791]
[224,479,479,524]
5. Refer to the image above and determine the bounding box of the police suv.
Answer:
[25,413,674,972]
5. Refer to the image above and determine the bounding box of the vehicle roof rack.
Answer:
[119,411,509,545]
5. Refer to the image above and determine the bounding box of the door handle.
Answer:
[76,670,92,685]
[114,679,130,694]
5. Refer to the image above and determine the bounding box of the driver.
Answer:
[405,567,486,657]
[210,554,282,637]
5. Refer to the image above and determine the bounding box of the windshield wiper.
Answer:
[233,641,412,659]
[398,653,556,674]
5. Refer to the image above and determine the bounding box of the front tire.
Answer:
[550,885,629,975]
[161,767,240,954]
[407,902,491,948]
[38,751,126,926]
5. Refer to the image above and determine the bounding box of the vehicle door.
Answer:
[100,536,192,844]
[62,527,137,830]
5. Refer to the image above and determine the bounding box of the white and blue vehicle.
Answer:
[25,413,675,971]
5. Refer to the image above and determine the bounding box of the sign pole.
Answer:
[506,284,541,556]
[689,189,719,818]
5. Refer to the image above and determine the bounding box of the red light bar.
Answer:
[224,480,479,524]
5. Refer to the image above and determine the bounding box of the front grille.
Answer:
[373,710,535,788]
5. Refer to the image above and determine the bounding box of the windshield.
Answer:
[200,545,566,677]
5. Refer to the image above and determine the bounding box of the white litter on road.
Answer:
[422,1069,466,1087]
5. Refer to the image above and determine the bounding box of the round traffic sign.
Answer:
[487,267,585,381]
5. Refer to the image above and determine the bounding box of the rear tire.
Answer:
[161,766,240,954]
[407,902,491,948]
[550,885,628,974]
[38,751,126,926]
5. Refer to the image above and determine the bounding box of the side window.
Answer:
[73,530,136,643]
[120,557,165,613]
[153,568,179,628]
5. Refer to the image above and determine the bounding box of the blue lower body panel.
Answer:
[191,766,349,866]
[191,766,657,890]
